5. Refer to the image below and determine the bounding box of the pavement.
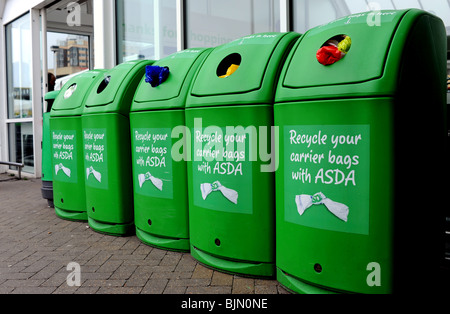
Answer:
[0,173,289,295]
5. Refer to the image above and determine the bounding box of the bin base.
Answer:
[276,267,337,294]
[88,216,134,237]
[55,207,87,222]
[41,180,53,208]
[191,245,274,278]
[136,227,190,252]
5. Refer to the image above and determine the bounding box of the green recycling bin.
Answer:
[274,9,447,294]
[130,48,211,251]
[82,59,154,236]
[42,90,60,207]
[186,32,300,277]
[50,70,106,221]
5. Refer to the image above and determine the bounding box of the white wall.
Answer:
[1,0,50,177]
[0,0,5,17]
[1,0,57,23]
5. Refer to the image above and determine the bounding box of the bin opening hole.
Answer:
[316,34,351,66]
[148,219,152,226]
[314,263,322,273]
[217,53,241,78]
[97,75,111,94]
[64,83,77,99]
[214,238,221,247]
[61,198,64,203]
[92,207,95,213]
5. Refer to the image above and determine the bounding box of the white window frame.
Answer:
[0,3,6,173]
[1,9,43,178]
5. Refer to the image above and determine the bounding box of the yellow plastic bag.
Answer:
[219,64,239,78]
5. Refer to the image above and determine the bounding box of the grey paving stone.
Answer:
[0,174,287,294]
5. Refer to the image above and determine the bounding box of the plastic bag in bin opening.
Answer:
[219,64,240,78]
[316,35,351,66]
[145,66,170,87]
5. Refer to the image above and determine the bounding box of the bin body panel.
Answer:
[42,91,59,184]
[130,48,211,250]
[82,113,134,225]
[131,110,189,242]
[186,105,275,274]
[41,112,54,205]
[51,116,87,220]
[275,9,447,293]
[275,98,393,294]
[49,70,106,221]
[42,112,53,183]
[82,60,153,236]
[185,32,300,277]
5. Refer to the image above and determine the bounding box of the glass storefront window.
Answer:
[391,0,421,9]
[116,0,177,62]
[48,32,90,79]
[186,0,280,48]
[420,0,450,28]
[293,0,450,35]
[292,0,340,34]
[47,32,90,90]
[5,13,32,119]
[8,123,34,173]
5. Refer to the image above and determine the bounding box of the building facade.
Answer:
[1,0,449,178]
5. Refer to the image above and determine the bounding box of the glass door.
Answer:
[5,13,35,174]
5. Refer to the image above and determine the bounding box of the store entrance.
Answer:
[44,0,94,97]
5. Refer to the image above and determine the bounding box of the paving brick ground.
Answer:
[0,173,289,295]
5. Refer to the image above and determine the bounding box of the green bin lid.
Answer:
[283,11,407,88]
[187,32,301,108]
[276,9,441,102]
[44,90,60,101]
[131,48,212,111]
[84,60,153,110]
[50,69,107,116]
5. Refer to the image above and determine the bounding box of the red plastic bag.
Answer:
[316,35,351,66]
[316,45,344,66]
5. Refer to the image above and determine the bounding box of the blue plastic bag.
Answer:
[145,66,170,87]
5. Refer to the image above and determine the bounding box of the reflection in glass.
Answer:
[294,0,450,35]
[293,0,339,34]
[5,14,32,119]
[47,32,90,81]
[186,0,280,48]
[8,123,34,174]
[391,0,421,10]
[420,0,450,28]
[116,0,177,62]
